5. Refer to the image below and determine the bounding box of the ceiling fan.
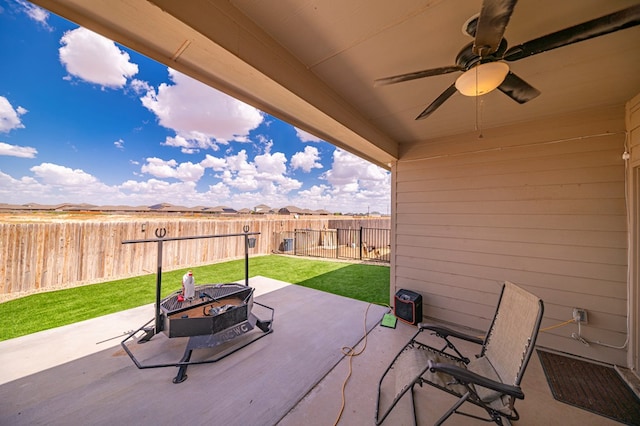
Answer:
[375,1,640,120]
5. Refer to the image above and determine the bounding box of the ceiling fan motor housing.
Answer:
[456,39,508,71]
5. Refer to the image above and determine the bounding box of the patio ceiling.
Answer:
[31,0,640,169]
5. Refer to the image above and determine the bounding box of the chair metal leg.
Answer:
[434,391,470,426]
[409,385,418,426]
[376,378,420,425]
[375,342,430,425]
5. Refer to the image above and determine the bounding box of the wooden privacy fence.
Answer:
[0,217,389,301]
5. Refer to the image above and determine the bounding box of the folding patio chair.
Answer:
[376,281,544,425]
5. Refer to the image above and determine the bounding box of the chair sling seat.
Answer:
[393,344,468,399]
[375,281,544,426]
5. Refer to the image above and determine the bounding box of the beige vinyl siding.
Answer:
[626,92,640,371]
[393,105,628,365]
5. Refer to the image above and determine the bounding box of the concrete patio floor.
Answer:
[0,277,622,425]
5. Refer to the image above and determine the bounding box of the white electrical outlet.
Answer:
[573,308,588,324]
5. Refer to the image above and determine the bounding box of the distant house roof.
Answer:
[148,203,173,210]
[203,206,237,214]
[0,202,339,216]
[276,206,334,215]
[0,203,22,211]
[147,203,195,212]
[22,203,59,210]
[60,203,98,211]
[93,205,148,212]
[278,205,305,215]
[253,204,272,214]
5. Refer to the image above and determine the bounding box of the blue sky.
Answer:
[0,0,390,214]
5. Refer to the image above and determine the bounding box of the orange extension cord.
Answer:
[333,303,374,426]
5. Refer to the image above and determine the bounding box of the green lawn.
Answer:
[0,255,389,341]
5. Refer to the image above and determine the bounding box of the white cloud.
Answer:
[162,135,192,151]
[141,157,177,179]
[0,96,27,133]
[323,149,388,186]
[295,127,324,142]
[291,145,322,172]
[0,170,47,201]
[162,134,218,154]
[207,182,231,199]
[175,161,205,182]
[205,152,258,191]
[200,150,301,195]
[129,79,153,95]
[273,176,303,193]
[119,178,197,196]
[140,69,263,150]
[319,149,391,211]
[255,151,287,177]
[114,139,124,150]
[1,164,118,204]
[141,157,204,182]
[0,150,388,212]
[59,27,139,88]
[0,142,37,158]
[16,0,52,30]
[200,154,227,170]
[218,151,259,192]
[291,184,333,207]
[30,162,98,186]
[224,150,253,173]
[255,151,302,193]
[0,168,117,205]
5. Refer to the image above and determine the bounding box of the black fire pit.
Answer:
[122,285,273,383]
[120,227,274,383]
[161,283,257,338]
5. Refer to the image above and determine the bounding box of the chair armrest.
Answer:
[427,361,525,399]
[418,323,484,345]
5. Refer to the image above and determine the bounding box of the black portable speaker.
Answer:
[394,289,423,325]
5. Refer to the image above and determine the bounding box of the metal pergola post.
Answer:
[154,228,166,333]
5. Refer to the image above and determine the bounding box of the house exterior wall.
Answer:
[626,92,640,371]
[392,105,628,366]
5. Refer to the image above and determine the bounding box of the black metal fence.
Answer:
[273,227,390,262]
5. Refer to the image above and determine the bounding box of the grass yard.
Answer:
[0,255,389,341]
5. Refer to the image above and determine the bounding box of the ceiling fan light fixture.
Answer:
[455,62,509,96]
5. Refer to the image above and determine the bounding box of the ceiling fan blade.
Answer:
[415,84,458,120]
[473,0,518,57]
[498,72,540,104]
[374,66,462,86]
[504,4,640,62]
